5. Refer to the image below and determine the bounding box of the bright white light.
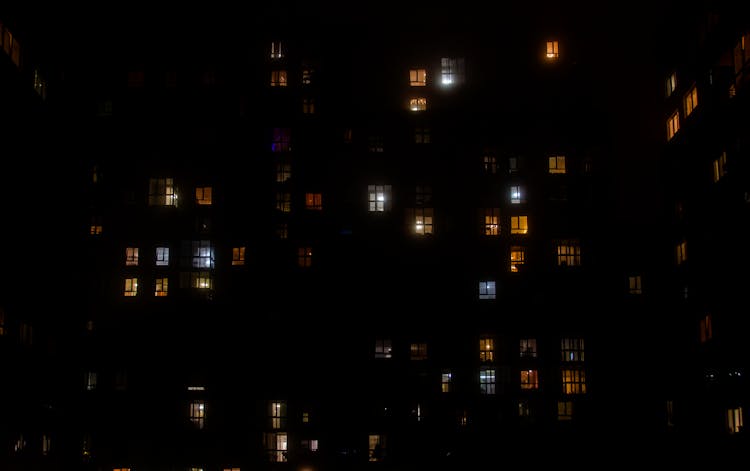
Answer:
[442,77,452,85]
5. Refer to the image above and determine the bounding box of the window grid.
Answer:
[510,216,528,234]
[478,281,496,300]
[561,369,586,394]
[510,246,526,272]
[232,247,246,266]
[409,68,427,86]
[155,277,168,297]
[479,337,494,362]
[520,338,537,358]
[548,155,566,174]
[479,367,496,395]
[561,338,585,362]
[520,369,539,390]
[483,208,499,236]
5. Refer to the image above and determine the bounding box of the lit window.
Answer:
[520,338,537,358]
[440,57,465,86]
[276,192,291,213]
[478,281,496,300]
[375,339,392,359]
[510,246,526,273]
[270,70,287,87]
[518,400,531,417]
[409,68,427,86]
[683,84,698,117]
[125,247,139,266]
[665,72,676,97]
[302,98,315,114]
[483,208,499,236]
[729,83,736,98]
[195,186,212,205]
[42,434,51,455]
[190,400,205,429]
[510,185,524,204]
[190,272,213,290]
[459,410,468,426]
[190,468,205,471]
[561,338,585,362]
[232,247,246,266]
[113,468,131,471]
[305,193,323,210]
[270,401,287,429]
[520,369,539,390]
[556,240,581,266]
[270,41,283,59]
[368,434,385,462]
[156,247,170,266]
[676,240,687,265]
[409,98,427,111]
[34,69,47,100]
[368,136,384,153]
[124,278,138,297]
[302,68,313,85]
[410,342,427,360]
[727,407,744,434]
[416,185,432,205]
[276,163,291,182]
[264,432,288,462]
[480,367,496,395]
[509,157,519,174]
[301,438,319,451]
[368,185,391,212]
[479,337,494,362]
[410,208,434,235]
[90,216,103,235]
[298,247,313,268]
[699,314,713,343]
[192,240,215,269]
[271,128,291,152]
[557,401,573,420]
[483,155,497,174]
[667,110,680,140]
[510,215,528,234]
[562,369,586,394]
[155,278,168,297]
[13,434,26,453]
[276,223,288,239]
[85,371,97,391]
[548,155,566,174]
[415,127,430,144]
[441,370,452,393]
[713,151,727,182]
[546,40,559,59]
[222,468,239,471]
[302,412,310,423]
[629,275,642,294]
[149,177,178,206]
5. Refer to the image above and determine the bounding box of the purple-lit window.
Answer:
[271,128,291,152]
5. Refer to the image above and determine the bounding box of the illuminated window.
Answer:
[191,241,214,269]
[667,110,680,140]
[665,72,676,97]
[270,401,287,429]
[729,83,736,98]
[478,207,499,236]
[459,410,468,426]
[271,128,291,152]
[305,193,323,210]
[34,69,47,100]
[375,339,392,359]
[264,432,288,462]
[409,98,427,111]
[699,314,713,343]
[42,434,51,455]
[222,468,239,471]
[415,127,430,144]
[82,433,92,459]
[368,185,391,212]
[441,370,452,393]
[190,400,205,429]
[516,400,530,418]
[302,98,315,114]
[478,281,496,300]
[676,240,687,265]
[520,338,537,358]
[270,40,283,59]
[155,277,168,297]
[510,246,526,273]
[410,342,427,360]
[156,247,170,266]
[509,157,519,174]
[301,439,319,451]
[410,68,427,86]
[113,468,131,471]
[302,412,310,423]
[510,185,524,204]
[727,407,744,434]
[440,57,465,86]
[546,40,559,59]
[276,223,288,239]
[520,369,539,390]
[124,278,138,297]
[561,338,585,362]
[302,67,313,85]
[276,192,291,212]
[415,185,432,205]
[562,369,586,394]
[629,275,642,294]
[410,208,434,235]
[90,216,103,235]
[510,215,528,234]
[557,401,573,420]
[368,136,384,153]
[195,186,212,205]
[125,247,139,266]
[190,468,205,471]
[276,163,291,182]
[368,434,385,462]
[483,155,497,174]
[479,337,494,362]
[85,371,97,391]
[149,177,177,206]
[683,84,698,116]
[556,240,581,266]
[270,70,287,87]
[548,155,566,174]
[713,151,727,182]
[480,367,496,394]
[232,247,246,266]
[298,247,313,267]
[733,34,749,75]
[189,272,213,290]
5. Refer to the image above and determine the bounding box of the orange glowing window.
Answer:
[683,84,698,116]
[409,68,427,86]
[520,369,539,390]
[561,369,586,394]
[510,216,528,234]
[195,186,212,205]
[548,155,566,174]
[368,434,385,462]
[667,110,680,140]
[305,193,323,210]
[629,275,642,294]
[546,40,559,59]
[699,314,713,343]
[409,98,427,111]
[232,247,246,266]
[90,216,103,235]
[483,208,500,236]
[676,240,687,265]
[510,246,526,272]
[125,247,139,266]
[713,151,727,182]
[556,241,581,266]
[271,70,287,87]
[411,208,434,235]
[154,277,168,297]
[479,337,494,362]
[302,98,315,114]
[298,247,313,267]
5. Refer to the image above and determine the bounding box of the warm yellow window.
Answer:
[155,277,168,297]
[90,221,103,235]
[125,247,139,266]
[413,208,434,235]
[556,241,581,266]
[629,275,642,294]
[191,272,212,290]
[196,186,212,205]
[232,247,246,266]
[124,278,138,297]
[409,98,427,111]
[683,84,698,116]
[546,40,559,59]
[510,215,528,234]
[264,432,288,462]
[713,151,727,182]
[520,369,539,390]
[484,208,499,235]
[727,407,744,434]
[510,246,526,272]
[113,468,132,471]
[271,70,287,87]
[270,401,286,429]
[479,337,494,362]
[699,314,713,343]
[190,400,205,429]
[441,370,452,393]
[276,192,291,213]
[410,343,427,360]
[562,369,586,394]
[368,434,385,462]
[548,155,566,174]
[305,193,323,210]
[665,72,677,97]
[302,98,315,114]
[557,401,573,420]
[667,110,680,140]
[410,68,427,86]
[676,240,687,264]
[298,247,313,267]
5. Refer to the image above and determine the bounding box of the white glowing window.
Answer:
[480,367,495,395]
[478,281,496,300]
[270,41,283,59]
[665,72,677,97]
[510,185,523,204]
[440,57,465,86]
[192,241,215,269]
[546,40,559,59]
[409,98,427,111]
[270,401,286,429]
[190,401,205,429]
[124,278,138,297]
[125,247,139,266]
[85,371,97,391]
[156,247,170,266]
[149,177,177,206]
[368,185,391,212]
[410,68,427,86]
[264,432,288,462]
